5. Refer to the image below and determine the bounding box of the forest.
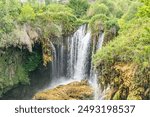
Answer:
[0,0,149,100]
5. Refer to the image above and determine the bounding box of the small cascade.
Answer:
[90,32,104,100]
[60,45,64,76]
[97,32,104,50]
[51,42,57,79]
[51,43,65,79]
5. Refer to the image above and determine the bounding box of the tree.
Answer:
[68,0,89,18]
[137,0,150,17]
[0,0,21,35]
[19,4,36,22]
[87,3,109,17]
[122,2,142,21]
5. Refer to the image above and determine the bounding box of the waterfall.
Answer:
[51,43,65,79]
[67,25,86,78]
[97,32,104,50]
[90,32,104,100]
[50,25,104,100]
[67,25,91,80]
[51,42,57,79]
[50,25,91,81]
[73,32,91,80]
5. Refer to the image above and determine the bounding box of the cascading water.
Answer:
[73,32,91,80]
[51,42,57,79]
[97,32,104,50]
[51,42,65,83]
[67,25,87,78]
[90,32,105,100]
[50,25,104,99]
[49,25,91,85]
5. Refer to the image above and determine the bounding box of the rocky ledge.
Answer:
[33,80,94,100]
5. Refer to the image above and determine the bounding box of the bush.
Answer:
[93,17,150,97]
[24,51,42,72]
[36,4,77,36]
[89,14,108,36]
[0,0,21,35]
[93,18,150,68]
[68,0,89,18]
[19,4,36,22]
[137,0,150,17]
[87,3,109,18]
[95,0,118,17]
[122,2,142,21]
[105,18,119,30]
[47,4,73,13]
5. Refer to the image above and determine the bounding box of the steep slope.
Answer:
[93,17,150,99]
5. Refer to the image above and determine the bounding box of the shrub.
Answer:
[68,0,89,18]
[89,14,108,36]
[36,4,77,35]
[93,18,150,68]
[122,2,142,21]
[87,3,109,17]
[24,51,42,72]
[0,0,21,35]
[19,4,36,22]
[137,0,150,17]
[105,18,119,30]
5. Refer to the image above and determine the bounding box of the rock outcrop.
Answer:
[33,80,94,100]
[101,63,150,100]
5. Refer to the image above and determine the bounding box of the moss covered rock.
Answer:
[0,48,29,96]
[33,80,94,100]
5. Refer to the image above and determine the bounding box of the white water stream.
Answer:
[50,26,104,99]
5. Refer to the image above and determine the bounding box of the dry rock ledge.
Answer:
[33,80,94,100]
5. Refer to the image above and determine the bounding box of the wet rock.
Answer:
[33,80,94,100]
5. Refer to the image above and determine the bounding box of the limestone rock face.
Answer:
[33,80,94,100]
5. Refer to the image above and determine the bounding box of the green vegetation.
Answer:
[19,4,36,22]
[0,0,149,99]
[137,0,150,17]
[0,1,80,65]
[0,0,83,96]
[0,48,28,96]
[87,3,109,18]
[24,51,42,72]
[89,14,108,37]
[68,0,89,18]
[93,0,150,99]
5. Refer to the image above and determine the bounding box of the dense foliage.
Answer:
[68,0,89,18]
[0,0,80,65]
[93,0,150,99]
[0,0,149,99]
